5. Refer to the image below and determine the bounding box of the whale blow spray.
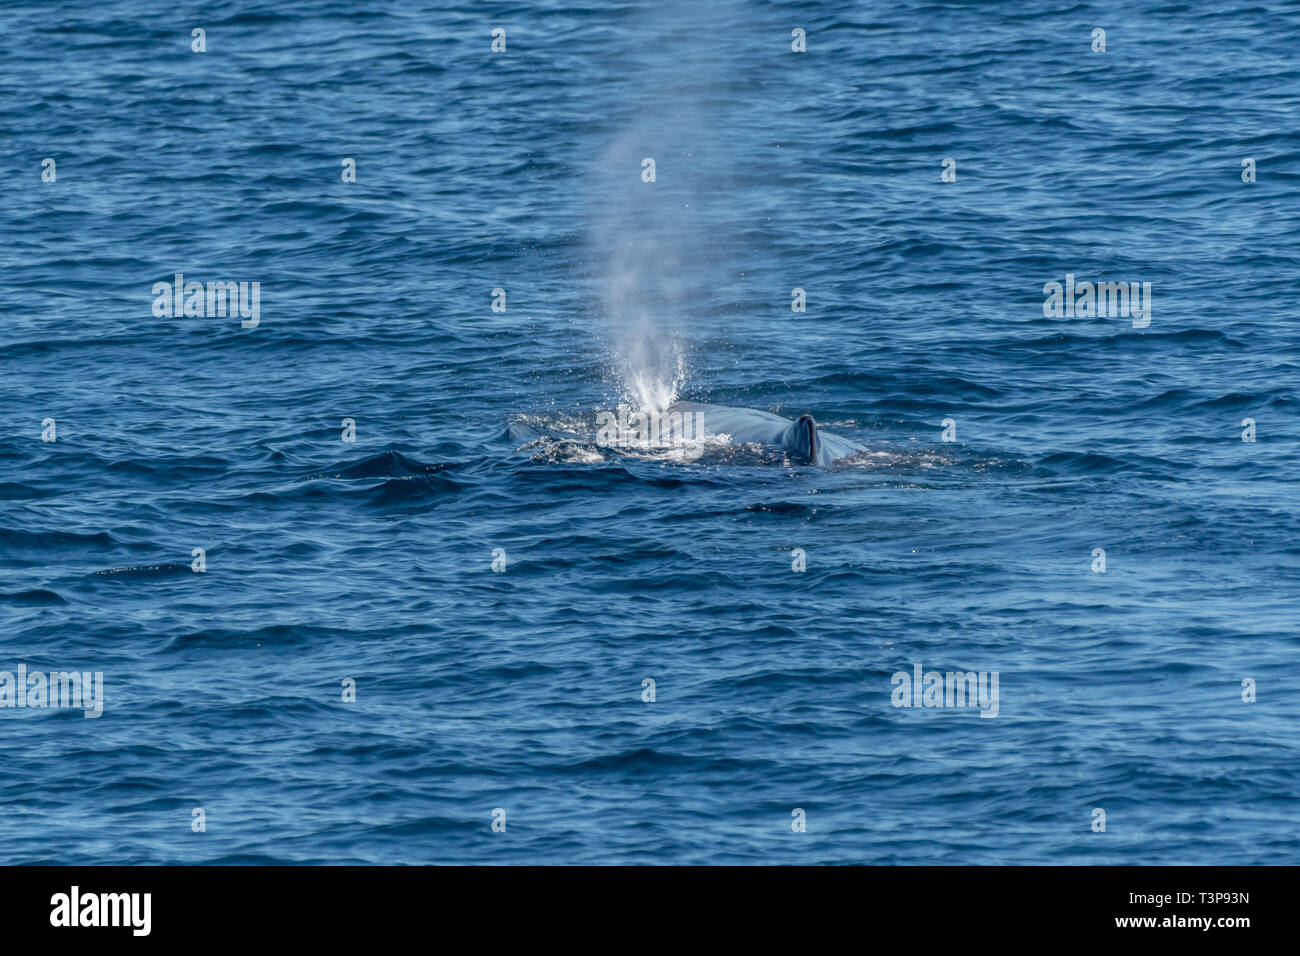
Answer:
[587,1,740,415]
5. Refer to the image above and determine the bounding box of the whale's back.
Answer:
[666,402,863,465]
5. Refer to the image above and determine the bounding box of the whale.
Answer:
[661,401,864,466]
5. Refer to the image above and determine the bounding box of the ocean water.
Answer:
[1,0,1297,865]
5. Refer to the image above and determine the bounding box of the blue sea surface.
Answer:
[1,0,1298,864]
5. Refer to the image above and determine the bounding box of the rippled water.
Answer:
[1,0,1297,864]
